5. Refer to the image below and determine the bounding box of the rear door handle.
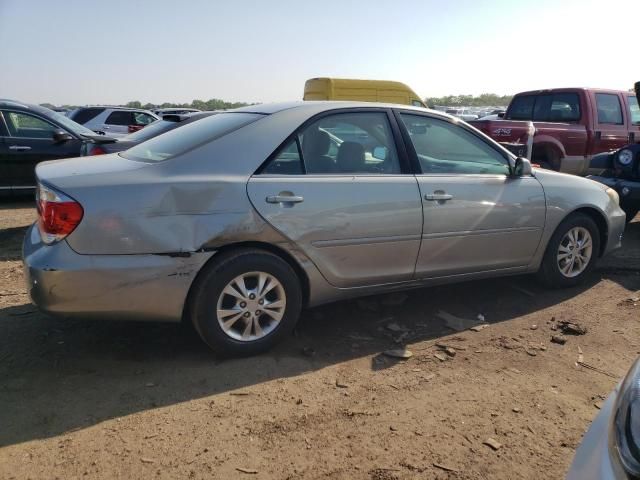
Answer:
[266,194,304,204]
[424,193,453,201]
[8,145,31,151]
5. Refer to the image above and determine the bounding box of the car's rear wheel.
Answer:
[537,213,600,288]
[190,249,302,356]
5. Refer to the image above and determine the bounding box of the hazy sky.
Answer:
[1,0,637,105]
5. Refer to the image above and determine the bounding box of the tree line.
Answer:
[424,93,513,108]
[125,98,251,110]
[40,98,251,111]
[43,93,514,111]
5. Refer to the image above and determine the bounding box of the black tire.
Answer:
[622,204,639,224]
[536,213,600,288]
[189,248,302,357]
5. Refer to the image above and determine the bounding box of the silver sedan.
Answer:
[23,102,626,356]
[567,357,640,479]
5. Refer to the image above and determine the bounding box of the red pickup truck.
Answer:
[469,88,640,175]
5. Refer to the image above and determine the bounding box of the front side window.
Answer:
[0,114,8,136]
[122,112,262,162]
[596,93,623,125]
[628,96,640,126]
[400,113,510,175]
[3,111,57,139]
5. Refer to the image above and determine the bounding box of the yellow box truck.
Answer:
[303,78,425,107]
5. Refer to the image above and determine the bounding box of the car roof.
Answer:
[231,100,452,118]
[0,99,58,116]
[75,106,156,113]
[513,87,632,96]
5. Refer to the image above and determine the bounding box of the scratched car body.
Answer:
[23,102,626,356]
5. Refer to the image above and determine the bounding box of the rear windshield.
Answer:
[70,107,105,124]
[121,113,263,162]
[123,119,180,142]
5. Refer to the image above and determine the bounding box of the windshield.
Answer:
[121,112,263,162]
[47,109,98,137]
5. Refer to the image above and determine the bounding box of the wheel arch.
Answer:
[567,206,608,257]
[532,138,566,170]
[182,241,311,323]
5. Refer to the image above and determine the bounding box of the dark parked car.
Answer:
[91,111,216,155]
[589,82,640,223]
[0,99,116,195]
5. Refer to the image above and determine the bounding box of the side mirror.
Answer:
[52,130,73,143]
[497,112,505,119]
[514,157,532,176]
[372,146,388,160]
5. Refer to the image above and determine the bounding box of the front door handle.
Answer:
[266,194,304,204]
[8,145,31,151]
[424,193,453,201]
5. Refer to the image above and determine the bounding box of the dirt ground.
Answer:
[0,201,639,480]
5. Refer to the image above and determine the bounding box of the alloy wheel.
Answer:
[216,271,286,342]
[557,227,593,278]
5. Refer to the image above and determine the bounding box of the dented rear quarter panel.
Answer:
[35,104,338,255]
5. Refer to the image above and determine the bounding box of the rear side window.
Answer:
[507,95,535,120]
[106,111,134,126]
[262,139,304,174]
[70,108,105,124]
[122,112,262,162]
[533,93,581,122]
[627,96,640,126]
[133,112,156,125]
[596,93,623,125]
[259,112,401,175]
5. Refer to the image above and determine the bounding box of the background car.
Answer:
[67,106,158,137]
[88,111,217,155]
[0,99,116,195]
[152,108,201,116]
[23,102,625,357]
[588,82,640,223]
[445,107,479,121]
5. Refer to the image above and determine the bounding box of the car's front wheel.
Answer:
[537,213,600,288]
[190,249,302,356]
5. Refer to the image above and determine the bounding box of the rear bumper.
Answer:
[22,224,214,322]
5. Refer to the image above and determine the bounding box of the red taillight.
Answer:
[36,184,83,244]
[88,145,106,155]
